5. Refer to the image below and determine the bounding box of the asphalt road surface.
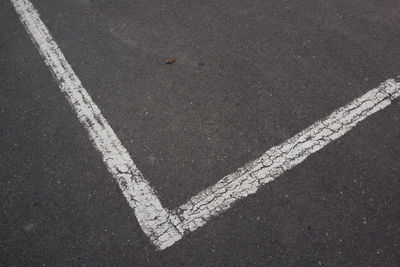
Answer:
[1,0,400,265]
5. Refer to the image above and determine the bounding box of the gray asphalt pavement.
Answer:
[1,0,400,265]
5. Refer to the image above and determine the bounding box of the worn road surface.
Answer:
[1,0,400,265]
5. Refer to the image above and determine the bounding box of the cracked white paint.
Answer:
[174,78,400,234]
[11,0,400,250]
[10,0,182,249]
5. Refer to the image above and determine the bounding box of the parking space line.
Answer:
[11,0,400,250]
[175,78,400,233]
[10,0,183,249]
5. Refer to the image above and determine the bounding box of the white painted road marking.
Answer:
[10,0,182,249]
[11,0,400,250]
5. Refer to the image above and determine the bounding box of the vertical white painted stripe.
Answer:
[9,0,183,249]
[11,0,400,251]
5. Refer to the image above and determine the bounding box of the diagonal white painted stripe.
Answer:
[9,0,183,249]
[174,78,400,233]
[11,0,400,250]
